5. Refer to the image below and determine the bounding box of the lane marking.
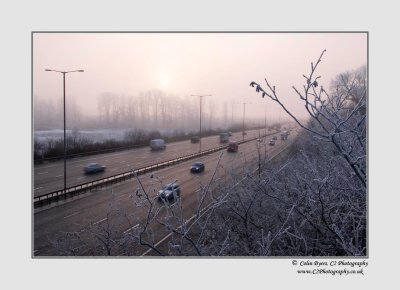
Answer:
[123,224,139,234]
[63,211,80,219]
[37,171,48,175]
[77,176,86,180]
[93,217,107,225]
[55,174,63,177]
[34,187,43,190]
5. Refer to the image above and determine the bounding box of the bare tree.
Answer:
[250,50,366,188]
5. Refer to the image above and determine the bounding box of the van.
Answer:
[150,139,166,150]
[220,133,229,143]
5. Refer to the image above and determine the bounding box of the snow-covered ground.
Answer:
[34,129,128,143]
[34,128,187,144]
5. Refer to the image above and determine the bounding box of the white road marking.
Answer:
[111,168,118,171]
[123,224,139,234]
[34,187,43,190]
[55,174,63,177]
[37,171,48,175]
[63,211,80,219]
[77,176,86,180]
[93,218,107,225]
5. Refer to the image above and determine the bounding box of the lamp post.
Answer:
[191,94,211,153]
[237,102,251,141]
[264,106,267,136]
[45,69,84,195]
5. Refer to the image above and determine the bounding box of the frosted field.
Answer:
[34,129,127,143]
[34,128,191,144]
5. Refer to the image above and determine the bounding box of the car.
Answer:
[158,182,181,202]
[190,162,205,173]
[272,136,277,140]
[269,140,276,146]
[84,163,106,174]
[227,142,238,152]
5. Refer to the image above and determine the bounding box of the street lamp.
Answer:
[45,69,84,195]
[191,94,211,153]
[237,102,251,141]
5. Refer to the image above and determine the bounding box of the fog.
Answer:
[33,33,367,131]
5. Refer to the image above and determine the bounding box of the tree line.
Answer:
[34,90,242,131]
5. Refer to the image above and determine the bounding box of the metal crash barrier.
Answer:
[34,130,282,208]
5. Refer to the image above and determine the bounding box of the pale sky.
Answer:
[33,33,367,121]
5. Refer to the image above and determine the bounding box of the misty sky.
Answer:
[33,33,367,121]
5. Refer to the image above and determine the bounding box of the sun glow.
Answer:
[158,72,171,89]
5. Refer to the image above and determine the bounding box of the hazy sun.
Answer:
[159,72,171,89]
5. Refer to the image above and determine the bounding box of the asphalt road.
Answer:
[33,130,295,256]
[33,129,266,197]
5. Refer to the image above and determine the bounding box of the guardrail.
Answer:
[34,131,280,208]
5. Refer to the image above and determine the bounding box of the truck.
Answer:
[219,132,229,143]
[190,136,200,143]
[150,139,166,150]
[280,131,289,140]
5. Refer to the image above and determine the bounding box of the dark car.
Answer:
[272,136,277,140]
[227,142,238,152]
[158,182,181,202]
[84,163,106,174]
[269,140,276,146]
[190,162,205,173]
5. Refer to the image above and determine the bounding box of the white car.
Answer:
[158,182,181,202]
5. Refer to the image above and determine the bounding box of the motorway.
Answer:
[33,129,265,197]
[33,129,294,256]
